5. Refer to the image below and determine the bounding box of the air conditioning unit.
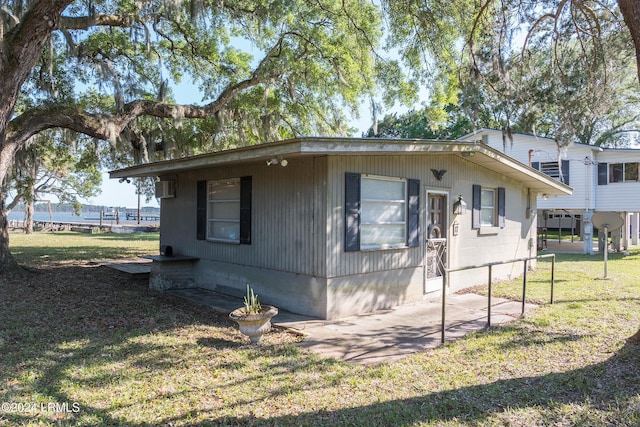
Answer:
[155,181,176,199]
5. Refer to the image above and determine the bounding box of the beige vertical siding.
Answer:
[326,152,535,285]
[326,154,454,278]
[157,149,537,319]
[159,156,327,277]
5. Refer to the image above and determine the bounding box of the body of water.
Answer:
[7,210,159,225]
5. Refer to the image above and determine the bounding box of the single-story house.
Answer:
[110,137,571,320]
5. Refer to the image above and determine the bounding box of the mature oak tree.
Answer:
[3,0,640,278]
[0,0,397,271]
[385,0,640,146]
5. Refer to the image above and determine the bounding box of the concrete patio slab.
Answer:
[168,287,537,365]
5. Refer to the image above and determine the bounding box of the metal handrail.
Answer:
[441,253,556,343]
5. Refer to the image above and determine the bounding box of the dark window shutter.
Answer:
[240,176,252,245]
[561,160,570,185]
[498,187,506,228]
[345,172,361,252]
[472,184,481,229]
[531,161,540,171]
[196,180,207,240]
[598,163,608,185]
[407,179,420,247]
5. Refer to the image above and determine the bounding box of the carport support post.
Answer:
[522,259,528,316]
[441,270,448,344]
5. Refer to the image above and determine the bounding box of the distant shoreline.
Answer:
[7,210,160,226]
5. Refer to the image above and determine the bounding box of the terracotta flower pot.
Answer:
[229,305,278,344]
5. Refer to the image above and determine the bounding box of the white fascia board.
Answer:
[109,137,476,178]
[109,136,572,196]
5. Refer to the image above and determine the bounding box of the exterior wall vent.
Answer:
[155,180,176,198]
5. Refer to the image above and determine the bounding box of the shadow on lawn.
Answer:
[207,342,640,426]
[0,263,227,425]
[1,263,638,426]
[10,245,151,262]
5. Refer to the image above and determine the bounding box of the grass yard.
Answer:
[1,231,639,426]
[7,231,160,265]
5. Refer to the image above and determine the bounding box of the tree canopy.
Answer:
[3,0,640,271]
[0,0,401,269]
[382,0,640,147]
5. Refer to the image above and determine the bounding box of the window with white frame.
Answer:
[472,184,505,229]
[345,173,420,252]
[609,163,639,183]
[207,178,241,242]
[360,176,407,249]
[480,188,496,226]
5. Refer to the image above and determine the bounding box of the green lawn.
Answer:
[1,232,639,426]
[8,231,159,265]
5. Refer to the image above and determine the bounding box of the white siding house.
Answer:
[110,137,570,319]
[458,129,640,254]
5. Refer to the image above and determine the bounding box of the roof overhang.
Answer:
[110,137,572,196]
[457,128,601,152]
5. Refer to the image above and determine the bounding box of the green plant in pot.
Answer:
[229,285,278,344]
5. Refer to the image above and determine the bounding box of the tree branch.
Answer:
[7,72,273,148]
[58,14,136,30]
[618,0,640,82]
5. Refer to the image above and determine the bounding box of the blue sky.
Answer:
[85,80,396,208]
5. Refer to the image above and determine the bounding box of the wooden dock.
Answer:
[8,219,158,233]
[125,212,160,221]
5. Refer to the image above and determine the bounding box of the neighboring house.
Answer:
[110,137,570,319]
[458,129,640,254]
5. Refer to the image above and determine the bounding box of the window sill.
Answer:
[207,238,240,244]
[477,226,501,235]
[359,244,409,252]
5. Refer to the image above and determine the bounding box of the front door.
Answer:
[425,192,448,294]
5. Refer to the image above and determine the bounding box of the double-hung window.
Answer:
[472,184,505,229]
[207,178,241,242]
[196,177,252,244]
[345,173,420,251]
[360,176,407,250]
[480,188,496,226]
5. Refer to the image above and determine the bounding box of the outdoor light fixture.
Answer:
[453,195,466,215]
[461,151,475,157]
[266,158,288,167]
[119,177,131,184]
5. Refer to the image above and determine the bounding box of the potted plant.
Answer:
[229,285,278,344]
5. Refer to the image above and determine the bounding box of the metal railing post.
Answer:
[522,259,528,316]
[441,253,556,344]
[550,254,555,304]
[441,270,448,344]
[487,264,493,327]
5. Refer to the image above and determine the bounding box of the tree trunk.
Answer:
[628,328,640,343]
[0,139,21,270]
[25,195,34,235]
[619,0,640,82]
[617,0,640,341]
[0,193,17,272]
